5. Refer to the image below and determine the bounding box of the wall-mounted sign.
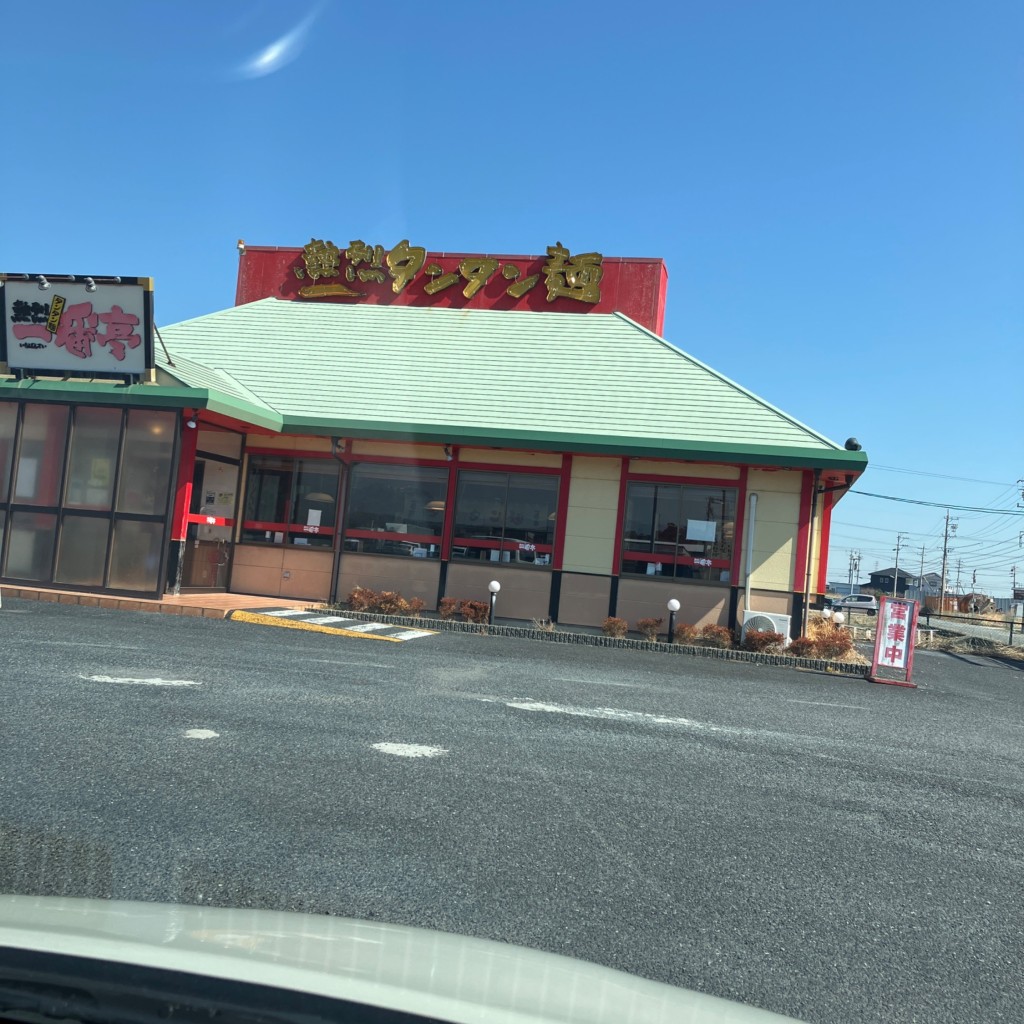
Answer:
[869,596,920,688]
[235,242,669,334]
[1,275,154,375]
[290,238,603,305]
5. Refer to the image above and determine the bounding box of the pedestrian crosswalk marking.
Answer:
[228,609,438,642]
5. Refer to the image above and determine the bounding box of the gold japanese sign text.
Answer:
[292,239,602,303]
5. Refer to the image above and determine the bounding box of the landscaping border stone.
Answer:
[322,606,869,677]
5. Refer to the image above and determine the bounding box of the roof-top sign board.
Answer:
[1,275,154,376]
[235,240,668,335]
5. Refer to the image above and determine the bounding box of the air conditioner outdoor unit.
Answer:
[741,610,792,646]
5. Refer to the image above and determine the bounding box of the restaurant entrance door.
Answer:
[181,456,238,589]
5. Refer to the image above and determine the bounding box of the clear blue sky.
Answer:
[4,1,1022,596]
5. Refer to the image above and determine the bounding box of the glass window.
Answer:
[241,455,339,548]
[343,464,448,558]
[55,515,110,587]
[14,403,69,506]
[0,402,17,503]
[5,510,57,580]
[64,407,122,511]
[116,409,176,516]
[452,471,557,566]
[108,519,164,591]
[621,482,737,583]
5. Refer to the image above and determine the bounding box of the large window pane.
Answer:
[621,481,737,582]
[55,515,110,586]
[109,519,164,591]
[453,471,557,566]
[5,510,57,580]
[343,464,447,558]
[241,455,339,547]
[116,410,175,515]
[0,402,17,503]
[64,407,121,510]
[14,403,68,506]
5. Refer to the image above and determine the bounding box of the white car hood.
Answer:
[0,895,800,1023]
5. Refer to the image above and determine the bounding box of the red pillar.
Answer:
[171,417,198,542]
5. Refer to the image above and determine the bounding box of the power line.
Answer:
[849,491,1024,515]
[870,465,1012,486]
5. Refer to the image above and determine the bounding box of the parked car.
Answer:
[829,593,878,616]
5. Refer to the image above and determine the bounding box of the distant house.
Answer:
[865,567,915,597]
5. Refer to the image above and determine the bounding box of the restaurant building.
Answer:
[0,242,867,634]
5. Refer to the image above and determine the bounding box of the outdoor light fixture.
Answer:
[36,275,49,291]
[488,579,501,625]
[666,598,681,643]
[84,277,97,293]
[444,445,453,461]
[185,417,197,430]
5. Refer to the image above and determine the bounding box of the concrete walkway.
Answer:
[0,584,319,620]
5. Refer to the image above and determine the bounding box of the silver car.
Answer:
[830,593,879,616]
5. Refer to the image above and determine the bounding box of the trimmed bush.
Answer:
[438,597,459,620]
[459,599,490,624]
[787,636,818,658]
[602,616,628,638]
[375,591,409,615]
[812,623,853,660]
[743,628,785,653]
[635,617,664,641]
[407,597,425,618]
[673,622,698,644]
[347,585,378,612]
[695,623,733,649]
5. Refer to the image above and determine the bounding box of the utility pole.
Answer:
[918,545,927,600]
[848,550,861,596]
[893,532,909,597]
[955,559,963,595]
[939,511,957,615]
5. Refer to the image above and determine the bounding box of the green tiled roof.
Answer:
[155,299,867,469]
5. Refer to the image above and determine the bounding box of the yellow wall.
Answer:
[351,441,446,460]
[742,469,803,593]
[458,448,562,468]
[628,460,740,480]
[244,434,332,452]
[561,456,621,575]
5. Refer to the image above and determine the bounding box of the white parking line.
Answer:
[372,743,447,758]
[389,629,436,641]
[346,622,393,633]
[184,729,219,739]
[303,615,356,625]
[82,675,202,687]
[260,609,310,617]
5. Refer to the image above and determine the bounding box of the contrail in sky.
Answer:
[235,6,322,79]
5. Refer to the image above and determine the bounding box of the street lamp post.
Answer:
[667,598,680,643]
[488,580,501,625]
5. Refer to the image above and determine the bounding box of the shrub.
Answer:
[602,616,628,638]
[673,622,698,644]
[742,628,785,653]
[532,617,557,632]
[347,585,378,612]
[787,636,818,658]
[694,623,734,649]
[459,599,490,624]
[815,628,853,660]
[635,617,664,641]
[375,591,409,615]
[438,597,459,620]
[407,597,425,618]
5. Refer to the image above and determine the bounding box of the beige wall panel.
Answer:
[616,578,728,629]
[229,564,281,597]
[232,545,285,569]
[557,574,612,627]
[279,569,331,602]
[737,590,793,618]
[445,562,550,620]
[562,529,616,576]
[572,456,621,481]
[282,548,334,573]
[337,554,441,608]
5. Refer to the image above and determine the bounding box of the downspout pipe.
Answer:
[744,492,758,618]
[802,469,822,636]
[328,438,349,605]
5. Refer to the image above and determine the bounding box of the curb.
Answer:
[328,608,870,677]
